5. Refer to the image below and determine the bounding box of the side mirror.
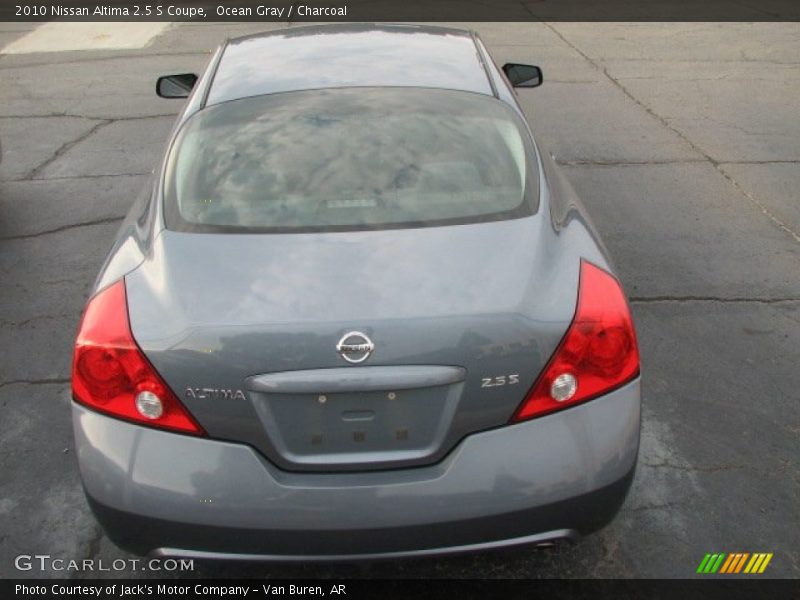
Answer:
[502,64,543,88]
[156,73,198,98]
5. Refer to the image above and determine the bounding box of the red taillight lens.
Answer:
[72,280,205,435]
[511,260,640,422]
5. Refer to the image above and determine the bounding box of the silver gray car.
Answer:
[71,24,641,561]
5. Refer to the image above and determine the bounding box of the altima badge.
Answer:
[336,331,374,364]
[185,387,246,401]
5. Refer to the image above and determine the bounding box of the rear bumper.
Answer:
[73,378,640,560]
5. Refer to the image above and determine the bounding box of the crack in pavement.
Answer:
[0,215,124,241]
[642,460,746,473]
[716,163,800,242]
[558,158,800,167]
[630,296,800,304]
[608,77,800,243]
[0,313,77,328]
[586,57,800,66]
[611,73,800,83]
[557,158,707,167]
[539,21,800,244]
[720,160,800,165]
[24,119,111,180]
[7,171,151,182]
[0,50,211,71]
[629,501,688,513]
[4,113,172,182]
[1,112,178,121]
[0,377,70,389]
[536,79,600,84]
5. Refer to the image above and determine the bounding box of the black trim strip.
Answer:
[199,37,228,109]
[470,31,498,99]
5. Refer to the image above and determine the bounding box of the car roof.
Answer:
[205,24,494,106]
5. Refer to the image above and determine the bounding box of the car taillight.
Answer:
[72,279,205,435]
[511,260,639,422]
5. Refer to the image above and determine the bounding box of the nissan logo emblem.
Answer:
[336,331,374,364]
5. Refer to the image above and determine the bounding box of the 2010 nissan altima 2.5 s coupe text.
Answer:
[71,24,641,561]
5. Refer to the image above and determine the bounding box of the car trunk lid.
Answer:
[124,216,577,471]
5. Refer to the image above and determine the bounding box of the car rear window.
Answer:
[163,87,538,233]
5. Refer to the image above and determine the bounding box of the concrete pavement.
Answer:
[0,21,797,578]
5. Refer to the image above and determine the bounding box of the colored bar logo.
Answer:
[697,553,773,574]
